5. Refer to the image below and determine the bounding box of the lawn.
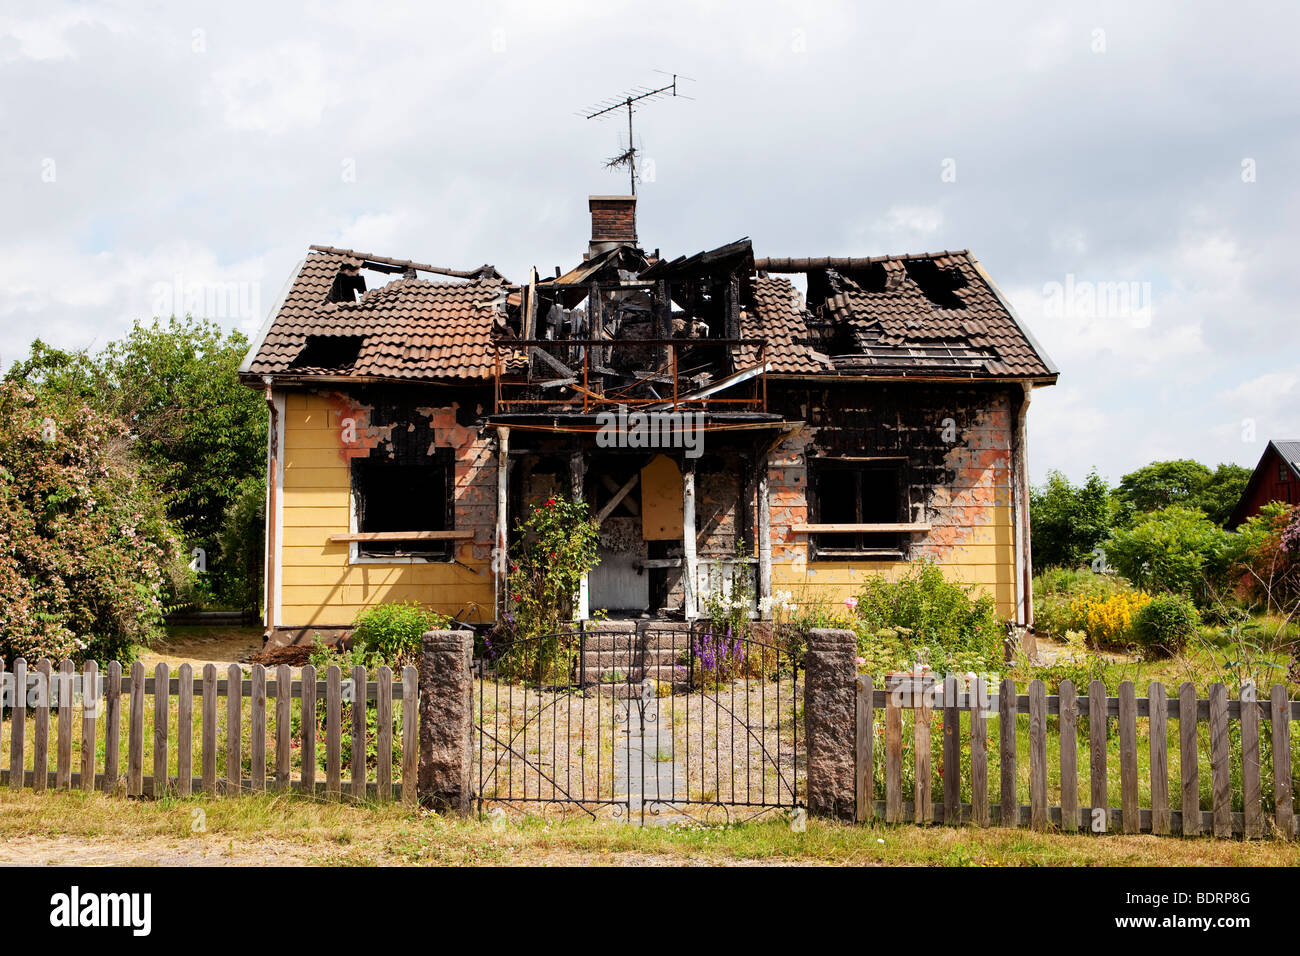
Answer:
[0,789,1296,866]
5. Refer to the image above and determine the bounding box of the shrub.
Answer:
[1067,590,1151,648]
[217,474,265,615]
[505,497,601,639]
[853,562,1004,672]
[1131,593,1200,656]
[347,600,450,669]
[1033,567,1131,637]
[1105,505,1233,604]
[0,383,180,663]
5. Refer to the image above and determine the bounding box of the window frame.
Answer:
[347,451,456,565]
[807,457,911,561]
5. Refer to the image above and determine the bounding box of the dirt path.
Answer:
[0,835,321,866]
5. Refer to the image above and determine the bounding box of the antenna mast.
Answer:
[581,73,692,195]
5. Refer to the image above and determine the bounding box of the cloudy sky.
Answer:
[3,0,1296,484]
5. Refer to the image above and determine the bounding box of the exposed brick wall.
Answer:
[765,382,1017,615]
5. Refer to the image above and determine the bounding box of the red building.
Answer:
[1226,439,1300,528]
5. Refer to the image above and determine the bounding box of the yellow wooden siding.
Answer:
[770,503,1017,618]
[278,391,493,627]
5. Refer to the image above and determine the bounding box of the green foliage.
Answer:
[1113,459,1250,527]
[1130,593,1200,657]
[218,475,265,614]
[1105,505,1233,603]
[852,562,1004,672]
[348,601,450,669]
[1029,469,1112,568]
[1033,567,1137,639]
[1115,459,1213,514]
[0,383,181,662]
[5,319,267,607]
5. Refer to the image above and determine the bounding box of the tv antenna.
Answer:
[579,72,693,194]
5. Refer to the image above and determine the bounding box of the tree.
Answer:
[0,383,180,662]
[1191,463,1252,526]
[1030,469,1112,569]
[1115,459,1211,514]
[6,318,267,606]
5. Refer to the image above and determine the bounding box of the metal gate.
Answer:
[473,622,804,825]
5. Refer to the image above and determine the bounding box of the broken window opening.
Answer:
[351,453,453,560]
[292,335,364,371]
[809,459,908,560]
[902,259,968,309]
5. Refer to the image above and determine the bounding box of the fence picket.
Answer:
[33,659,51,792]
[401,665,417,806]
[1272,684,1294,839]
[913,682,932,824]
[1241,685,1261,839]
[250,664,266,793]
[377,666,394,802]
[0,661,4,786]
[9,658,26,791]
[971,677,988,827]
[201,664,217,795]
[1179,682,1200,836]
[1059,680,1078,832]
[999,678,1016,827]
[885,691,902,823]
[301,664,317,795]
[1088,680,1107,832]
[177,663,193,797]
[80,660,98,793]
[326,666,342,797]
[57,659,74,789]
[351,664,367,800]
[226,663,242,795]
[943,676,960,825]
[276,665,291,791]
[1148,682,1169,835]
[1209,683,1231,839]
[103,661,120,792]
[127,661,144,797]
[855,676,873,823]
[1029,679,1047,829]
[1119,681,1138,834]
[153,662,169,796]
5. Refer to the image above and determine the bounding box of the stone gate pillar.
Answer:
[418,629,474,813]
[804,628,857,821]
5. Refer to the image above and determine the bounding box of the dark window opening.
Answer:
[352,455,453,560]
[327,270,367,303]
[811,459,908,560]
[1280,461,1290,482]
[292,335,364,371]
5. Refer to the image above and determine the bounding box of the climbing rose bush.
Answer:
[0,383,180,663]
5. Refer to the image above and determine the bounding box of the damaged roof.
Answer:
[241,239,1055,387]
[241,249,506,381]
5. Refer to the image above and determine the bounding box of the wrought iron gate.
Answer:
[473,622,804,825]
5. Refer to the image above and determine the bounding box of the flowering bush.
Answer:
[0,383,181,663]
[687,626,747,688]
[493,497,600,682]
[1065,590,1152,648]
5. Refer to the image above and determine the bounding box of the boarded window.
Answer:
[351,453,453,559]
[810,459,907,560]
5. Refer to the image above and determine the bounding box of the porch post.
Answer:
[570,445,590,620]
[495,426,510,620]
[682,457,698,619]
[756,451,772,620]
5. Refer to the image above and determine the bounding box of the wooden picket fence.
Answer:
[855,676,1298,839]
[0,659,418,802]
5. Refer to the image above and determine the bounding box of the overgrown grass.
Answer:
[1,789,1297,866]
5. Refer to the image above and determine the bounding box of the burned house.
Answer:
[239,195,1057,644]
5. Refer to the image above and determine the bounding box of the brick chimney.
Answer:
[587,195,637,258]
